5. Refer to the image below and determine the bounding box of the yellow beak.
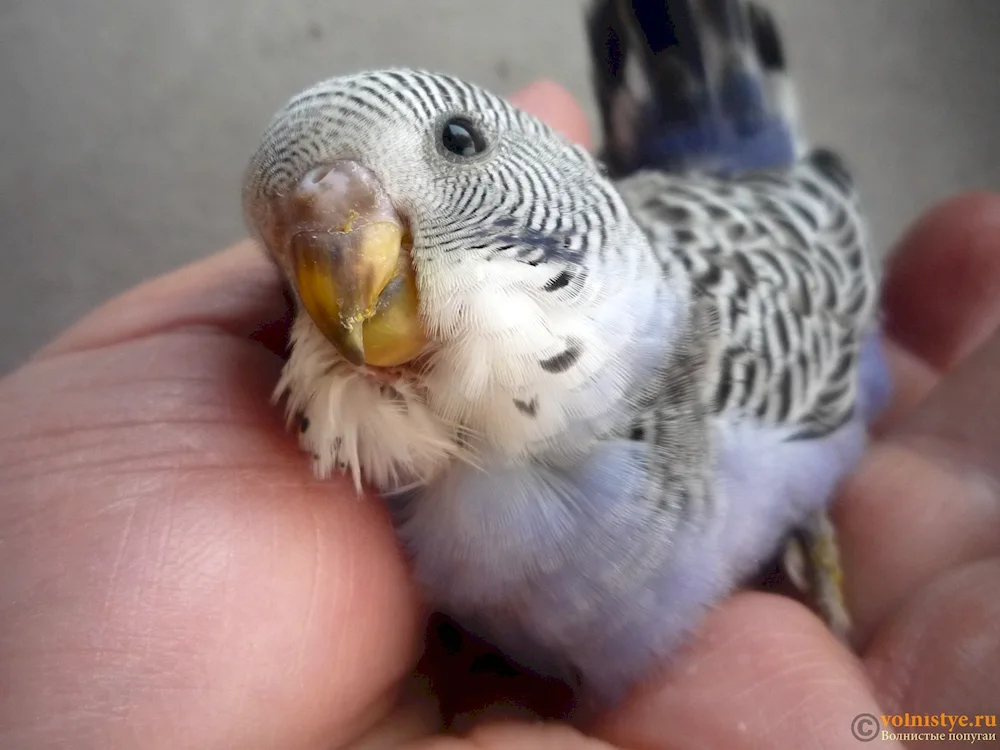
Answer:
[280,161,427,367]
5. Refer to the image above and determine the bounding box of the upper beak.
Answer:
[276,160,427,367]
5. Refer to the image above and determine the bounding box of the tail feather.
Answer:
[586,0,806,177]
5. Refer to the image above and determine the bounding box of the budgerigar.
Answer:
[241,0,891,712]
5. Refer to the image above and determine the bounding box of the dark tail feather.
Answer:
[586,0,806,178]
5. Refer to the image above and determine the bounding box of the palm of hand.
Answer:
[1,86,998,750]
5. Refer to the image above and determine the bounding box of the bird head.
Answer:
[242,69,670,491]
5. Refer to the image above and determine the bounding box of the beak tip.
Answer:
[336,322,368,367]
[343,349,366,367]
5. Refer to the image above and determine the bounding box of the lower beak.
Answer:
[281,161,427,367]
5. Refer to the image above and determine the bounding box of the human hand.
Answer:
[1,81,997,750]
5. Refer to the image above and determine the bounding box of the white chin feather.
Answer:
[275,315,461,493]
[275,235,672,493]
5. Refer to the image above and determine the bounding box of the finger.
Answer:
[36,240,290,360]
[863,559,1000,723]
[508,80,592,150]
[838,327,1000,643]
[871,338,938,437]
[339,675,444,749]
[403,722,611,750]
[592,594,900,750]
[882,192,1000,372]
[0,324,423,749]
[837,194,1000,639]
[873,193,1000,433]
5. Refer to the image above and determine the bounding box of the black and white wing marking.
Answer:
[621,149,880,439]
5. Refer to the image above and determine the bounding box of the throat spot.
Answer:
[539,337,583,374]
[279,319,456,490]
[513,397,539,417]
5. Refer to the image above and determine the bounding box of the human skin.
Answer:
[0,81,998,750]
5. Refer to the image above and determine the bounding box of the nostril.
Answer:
[305,165,333,185]
[290,161,392,218]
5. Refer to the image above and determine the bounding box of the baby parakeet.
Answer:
[241,0,891,712]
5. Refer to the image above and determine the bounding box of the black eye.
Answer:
[440,117,487,157]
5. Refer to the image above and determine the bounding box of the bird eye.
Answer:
[440,117,487,158]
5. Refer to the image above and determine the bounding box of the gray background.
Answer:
[2,0,1000,374]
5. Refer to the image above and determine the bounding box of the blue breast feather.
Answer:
[384,298,892,705]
